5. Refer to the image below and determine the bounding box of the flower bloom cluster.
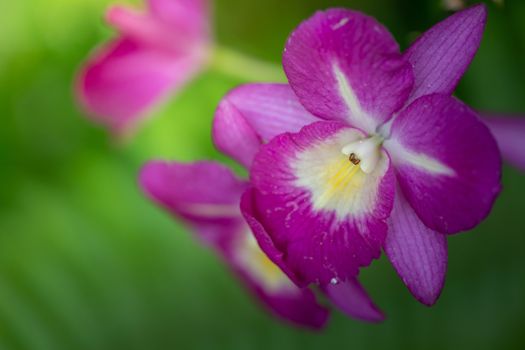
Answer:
[79,0,525,329]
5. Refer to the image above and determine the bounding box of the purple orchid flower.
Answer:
[213,4,525,309]
[76,0,210,135]
[139,161,389,329]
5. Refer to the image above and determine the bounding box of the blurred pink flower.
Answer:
[139,161,333,329]
[76,0,211,135]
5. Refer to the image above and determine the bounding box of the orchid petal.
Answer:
[141,162,328,328]
[229,232,329,329]
[404,4,486,105]
[106,5,151,38]
[322,279,384,323]
[384,188,447,306]
[77,0,209,135]
[106,5,195,54]
[147,0,210,38]
[242,188,376,325]
[246,280,330,329]
[77,38,202,135]
[385,94,501,234]
[139,160,248,246]
[483,116,525,172]
[106,6,163,47]
[212,100,262,169]
[240,188,306,287]
[212,84,320,167]
[283,9,413,133]
[248,121,395,285]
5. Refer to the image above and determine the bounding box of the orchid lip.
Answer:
[341,135,384,174]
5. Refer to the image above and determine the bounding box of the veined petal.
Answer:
[212,100,262,168]
[384,188,447,306]
[248,121,395,285]
[230,232,329,329]
[385,94,501,234]
[321,279,384,323]
[76,38,202,135]
[283,9,413,133]
[404,4,487,105]
[212,84,320,167]
[483,115,525,172]
[139,160,247,246]
[219,84,321,142]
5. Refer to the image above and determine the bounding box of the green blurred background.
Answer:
[1,0,524,349]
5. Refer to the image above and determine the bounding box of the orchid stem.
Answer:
[210,46,287,83]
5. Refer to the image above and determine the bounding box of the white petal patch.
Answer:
[293,129,390,221]
[385,139,455,176]
[333,62,376,133]
[331,17,350,30]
